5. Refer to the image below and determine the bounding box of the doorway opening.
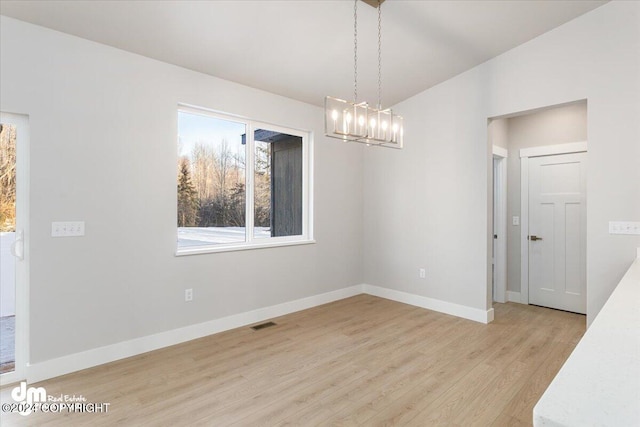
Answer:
[488,100,587,315]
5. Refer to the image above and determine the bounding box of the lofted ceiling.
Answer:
[0,0,608,107]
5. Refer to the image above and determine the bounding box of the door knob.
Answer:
[529,235,543,241]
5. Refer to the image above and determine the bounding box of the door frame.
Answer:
[492,145,508,303]
[519,141,587,305]
[0,112,30,386]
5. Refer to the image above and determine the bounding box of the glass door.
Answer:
[0,112,28,385]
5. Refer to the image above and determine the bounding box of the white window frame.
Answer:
[176,105,314,256]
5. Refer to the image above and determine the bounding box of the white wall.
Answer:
[505,102,588,294]
[0,16,364,364]
[489,119,509,150]
[364,1,640,325]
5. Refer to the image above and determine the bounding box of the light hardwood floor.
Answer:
[0,295,585,426]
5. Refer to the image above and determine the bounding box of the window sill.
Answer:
[175,239,316,256]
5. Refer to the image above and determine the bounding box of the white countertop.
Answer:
[533,252,640,426]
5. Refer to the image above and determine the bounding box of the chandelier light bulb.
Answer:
[392,123,400,142]
[358,115,365,126]
[331,110,339,121]
[345,112,353,133]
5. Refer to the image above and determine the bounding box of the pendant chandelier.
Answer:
[325,0,404,149]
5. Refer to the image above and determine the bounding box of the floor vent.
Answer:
[251,321,277,331]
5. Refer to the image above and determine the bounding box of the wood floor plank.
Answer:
[491,413,531,427]
[502,341,579,424]
[0,297,585,426]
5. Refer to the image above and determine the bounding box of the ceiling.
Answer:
[0,0,608,107]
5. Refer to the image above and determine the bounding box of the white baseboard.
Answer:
[26,285,364,384]
[362,284,494,324]
[486,307,495,323]
[506,291,523,303]
[25,283,497,384]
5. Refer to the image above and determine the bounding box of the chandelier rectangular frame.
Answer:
[324,96,403,148]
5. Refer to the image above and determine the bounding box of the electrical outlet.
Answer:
[419,268,426,279]
[185,288,193,302]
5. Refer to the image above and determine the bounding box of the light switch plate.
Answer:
[609,221,640,235]
[512,216,520,226]
[52,221,85,237]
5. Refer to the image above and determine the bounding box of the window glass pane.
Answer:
[0,124,16,232]
[253,129,303,238]
[177,112,246,247]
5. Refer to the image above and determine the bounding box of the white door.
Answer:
[0,112,29,385]
[528,152,586,314]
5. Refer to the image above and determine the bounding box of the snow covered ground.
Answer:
[178,227,271,247]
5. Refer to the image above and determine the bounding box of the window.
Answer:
[177,106,312,254]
